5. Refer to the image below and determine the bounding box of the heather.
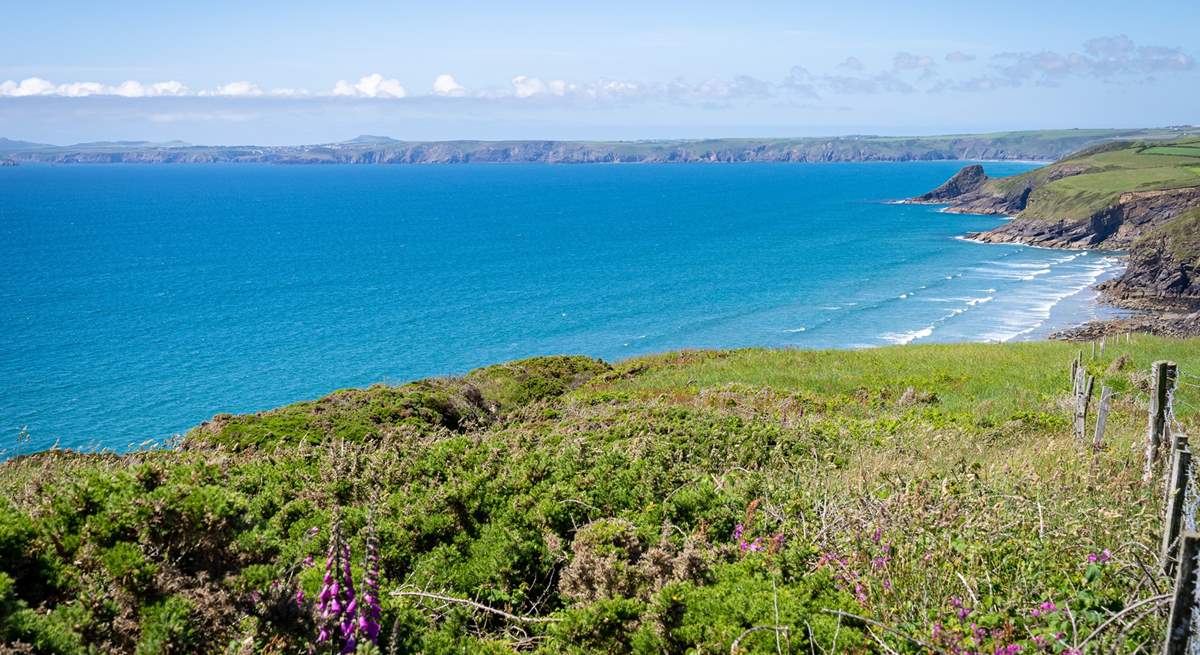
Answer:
[2,340,1200,653]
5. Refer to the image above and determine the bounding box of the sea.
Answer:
[0,161,1125,454]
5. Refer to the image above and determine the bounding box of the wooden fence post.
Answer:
[1093,387,1113,449]
[1147,361,1179,483]
[1075,374,1094,441]
[1164,533,1200,655]
[1162,448,1192,576]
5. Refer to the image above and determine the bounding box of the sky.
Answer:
[1,0,1198,144]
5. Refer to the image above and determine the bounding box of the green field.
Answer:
[3,339,1199,653]
[991,139,1200,222]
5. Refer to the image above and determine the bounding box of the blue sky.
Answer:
[1,1,1197,144]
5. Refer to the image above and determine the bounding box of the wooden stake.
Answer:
[1164,532,1200,655]
[1075,374,1094,441]
[1162,448,1192,576]
[1147,361,1178,483]
[1093,387,1112,450]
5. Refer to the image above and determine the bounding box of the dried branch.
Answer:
[390,590,562,623]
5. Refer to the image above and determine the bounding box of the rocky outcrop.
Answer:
[913,164,987,202]
[917,163,1200,311]
[1051,310,1200,340]
[0,159,16,167]
[964,187,1200,251]
[910,162,1093,216]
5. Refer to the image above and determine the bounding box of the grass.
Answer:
[1147,207,1200,268]
[2,339,1200,653]
[978,139,1200,222]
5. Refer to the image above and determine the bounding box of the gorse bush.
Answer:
[2,342,1199,653]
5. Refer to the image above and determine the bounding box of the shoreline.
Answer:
[920,191,1199,340]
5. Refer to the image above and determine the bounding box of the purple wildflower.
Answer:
[1088,549,1113,564]
[340,543,357,642]
[359,522,383,644]
[313,516,386,650]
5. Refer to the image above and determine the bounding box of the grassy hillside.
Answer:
[991,138,1200,222]
[3,340,1199,653]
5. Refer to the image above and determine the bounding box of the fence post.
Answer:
[1075,374,1094,441]
[1147,361,1179,483]
[1164,533,1200,655]
[1162,448,1192,576]
[1093,387,1113,449]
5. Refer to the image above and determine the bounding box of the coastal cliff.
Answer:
[912,138,1200,313]
[3,127,1199,166]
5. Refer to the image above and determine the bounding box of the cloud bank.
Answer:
[0,36,1193,109]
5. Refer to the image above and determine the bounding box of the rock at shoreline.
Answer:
[1050,310,1200,341]
[913,140,1200,313]
[0,158,17,167]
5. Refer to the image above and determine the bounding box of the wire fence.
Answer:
[1155,367,1200,654]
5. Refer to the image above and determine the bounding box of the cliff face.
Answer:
[6,128,1200,166]
[1097,209,1200,308]
[914,141,1200,309]
[913,164,987,201]
[966,187,1200,251]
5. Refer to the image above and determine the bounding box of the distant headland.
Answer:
[1,127,1198,165]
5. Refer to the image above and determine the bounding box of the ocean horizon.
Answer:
[0,161,1123,455]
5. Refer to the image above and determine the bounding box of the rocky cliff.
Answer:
[913,140,1200,309]
[5,128,1200,166]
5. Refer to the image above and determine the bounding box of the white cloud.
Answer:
[332,73,406,98]
[150,81,189,96]
[432,74,466,96]
[511,75,548,97]
[56,82,107,97]
[945,51,976,63]
[0,77,57,96]
[209,81,263,97]
[995,35,1195,82]
[0,77,191,97]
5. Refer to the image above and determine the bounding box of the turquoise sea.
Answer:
[0,162,1123,454]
